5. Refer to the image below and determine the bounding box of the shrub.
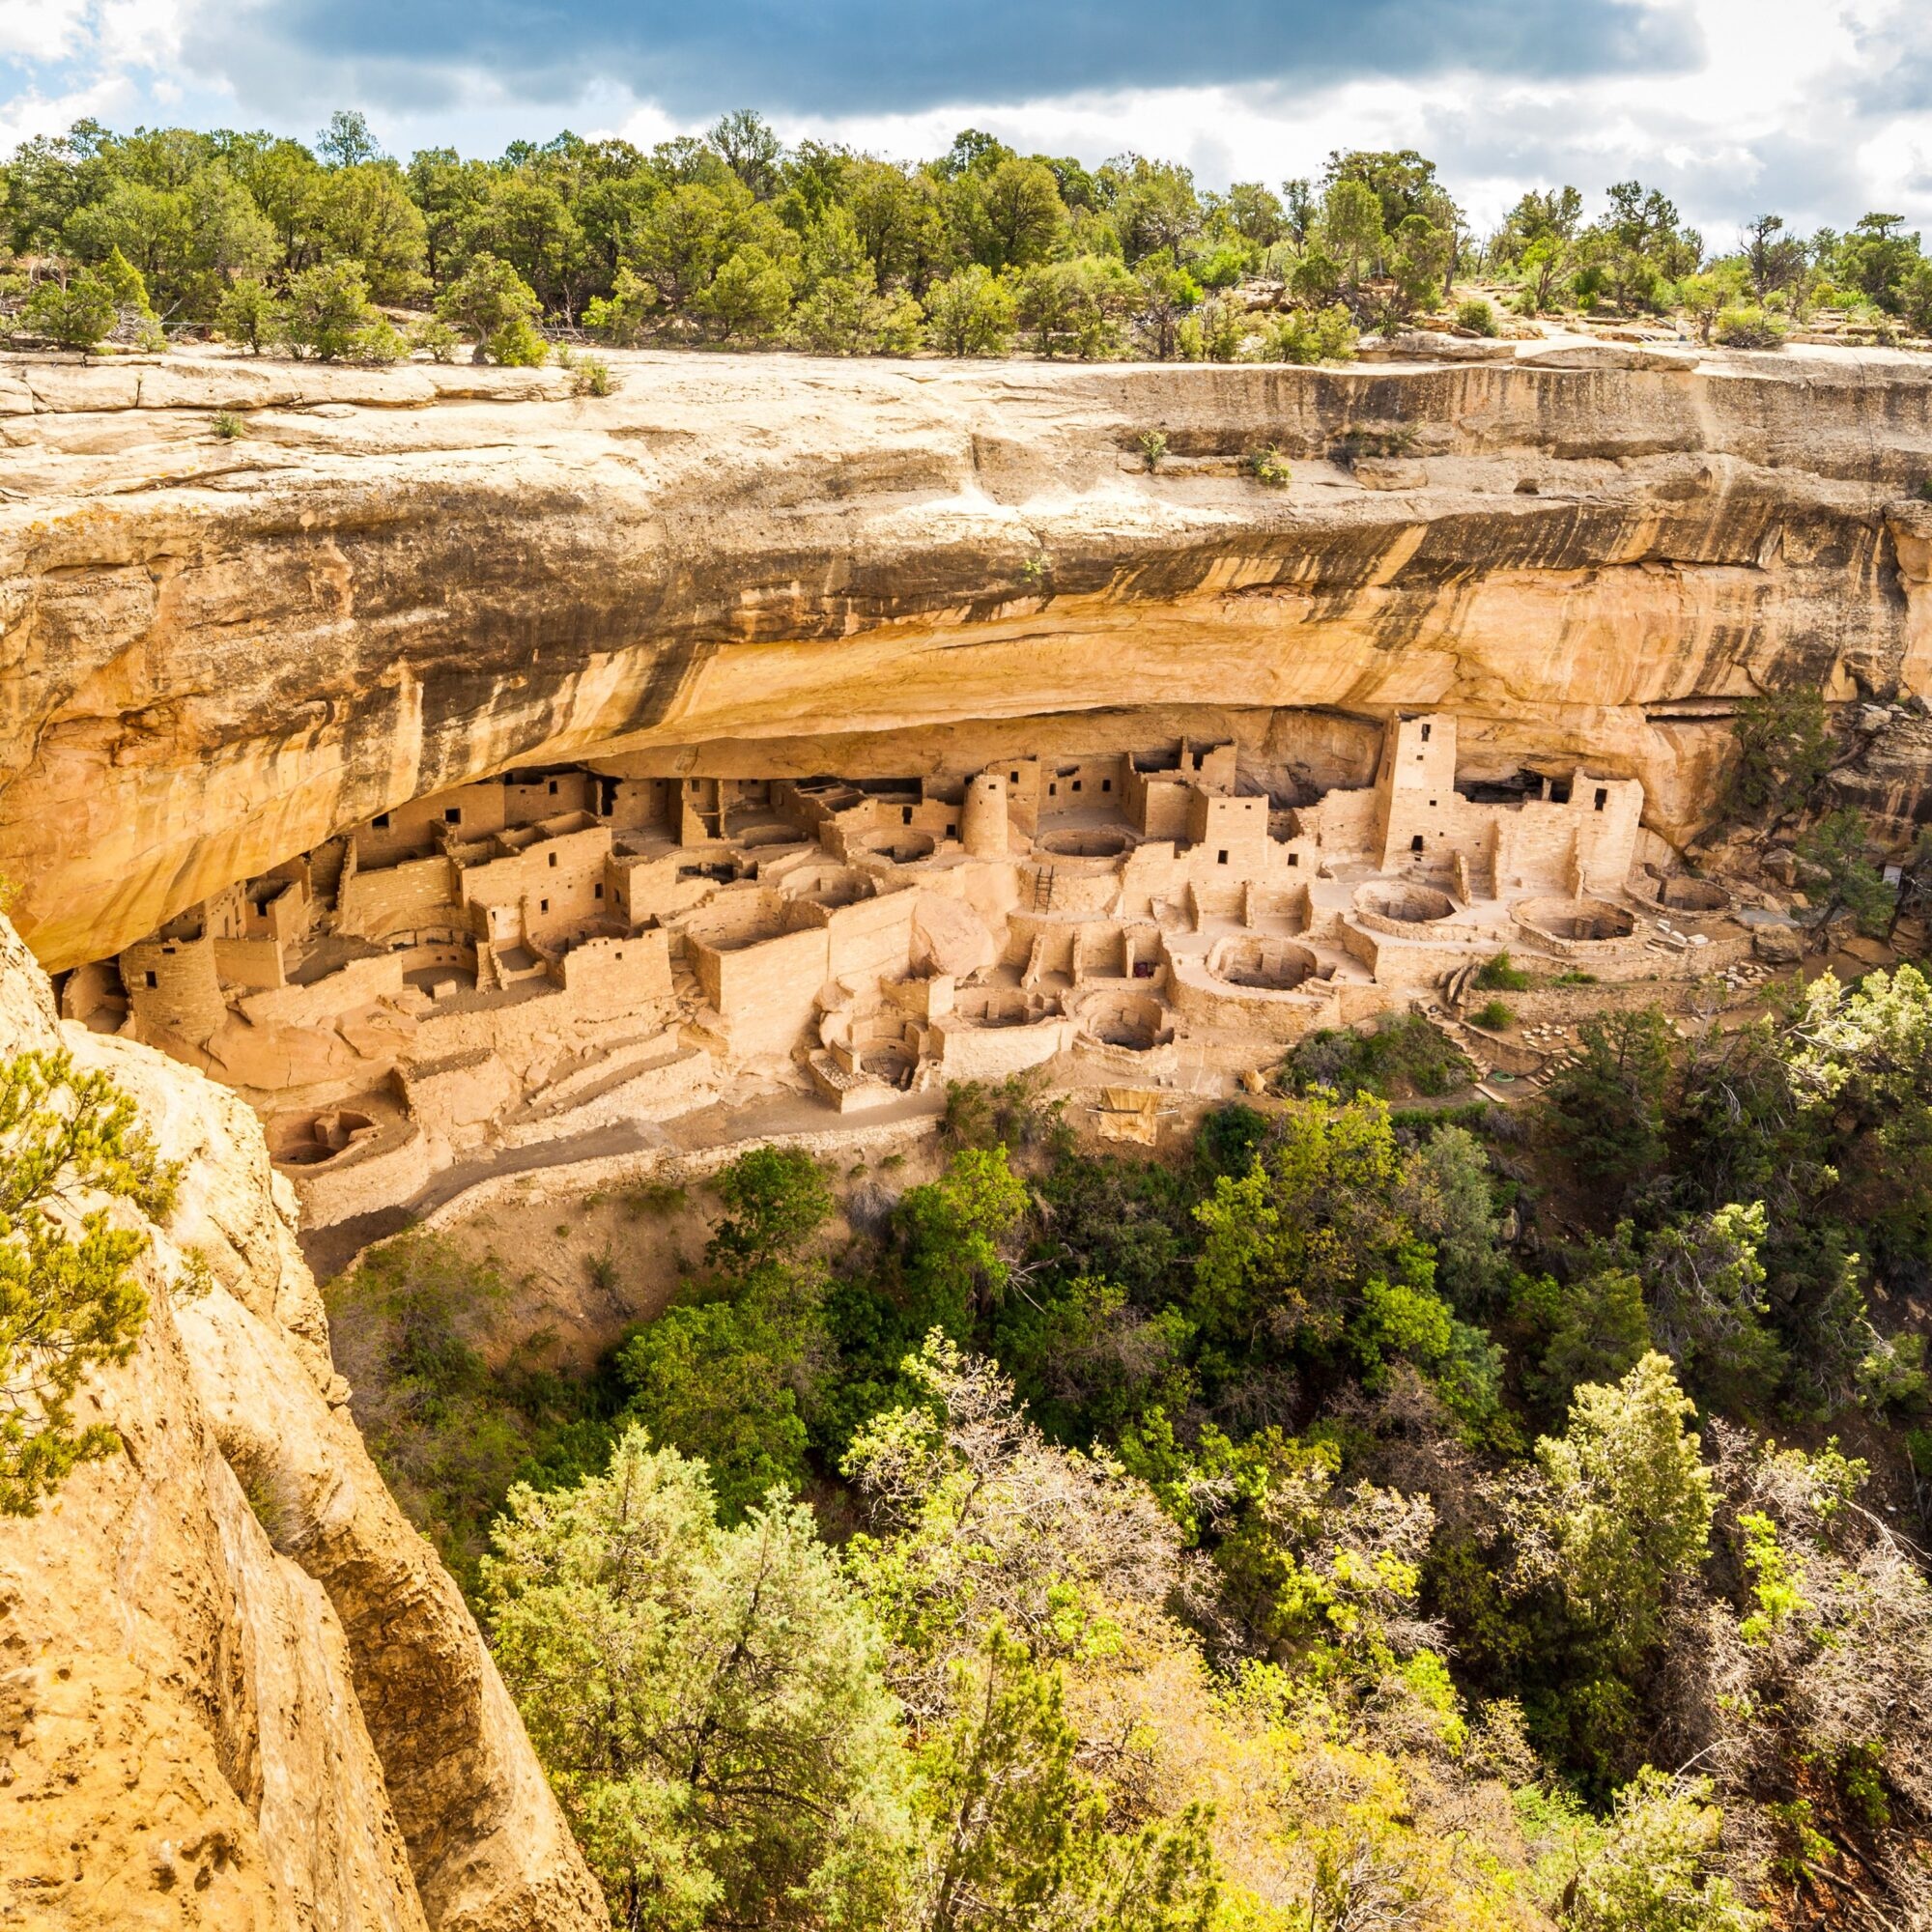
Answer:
[1473,999,1515,1030]
[1282,1013,1473,1100]
[20,271,118,352]
[1138,428,1168,471]
[1246,444,1293,487]
[436,252,544,364]
[569,355,612,396]
[1,1049,177,1515]
[210,411,245,440]
[925,265,1015,355]
[1455,297,1499,336]
[279,261,377,360]
[216,278,280,355]
[1477,950,1532,990]
[350,316,410,364]
[1259,301,1357,365]
[1714,303,1787,349]
[408,317,461,362]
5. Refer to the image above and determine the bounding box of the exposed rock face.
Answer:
[0,915,604,1930]
[2,345,1929,972]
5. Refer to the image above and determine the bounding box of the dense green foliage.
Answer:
[8,113,1929,362]
[347,947,1932,1927]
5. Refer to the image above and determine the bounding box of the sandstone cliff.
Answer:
[2,343,1929,973]
[0,913,604,1929]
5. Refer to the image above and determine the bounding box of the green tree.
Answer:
[1568,1770,1762,1932]
[0,1049,176,1515]
[1134,253,1202,359]
[1723,687,1833,822]
[696,243,793,341]
[1526,1351,1714,1671]
[707,1145,834,1274]
[436,250,546,364]
[484,1429,911,1930]
[925,265,1015,355]
[20,270,119,351]
[962,156,1067,272]
[1192,1090,1431,1352]
[1320,177,1384,291]
[216,276,279,353]
[1544,1008,1675,1208]
[1797,808,1895,941]
[277,259,377,360]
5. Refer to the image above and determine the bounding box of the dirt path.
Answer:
[299,1089,948,1282]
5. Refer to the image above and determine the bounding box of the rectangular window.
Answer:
[372,812,390,829]
[1048,783,1057,797]
[1288,853,1299,867]
[548,780,558,795]
[1101,779,1112,791]
[1594,787,1608,810]
[1410,835,1425,852]
[144,970,157,989]
[548,851,557,867]
[594,883,604,898]
[902,807,914,825]
[1217,849,1229,865]
[540,898,550,913]
[946,823,957,837]
[444,808,461,824]
[1009,771,1019,783]
[1421,722,1432,742]
[1071,780,1083,793]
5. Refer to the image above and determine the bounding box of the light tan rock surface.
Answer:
[3,344,1930,971]
[0,913,603,1931]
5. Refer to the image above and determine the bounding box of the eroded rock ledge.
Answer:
[2,342,1930,973]
[0,912,603,1931]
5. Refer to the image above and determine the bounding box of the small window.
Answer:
[540,897,550,913]
[372,812,390,829]
[548,851,557,867]
[1071,780,1083,793]
[1421,722,1432,742]
[615,951,624,961]
[1009,770,1019,783]
[144,970,158,989]
[1217,849,1229,865]
[1429,800,1436,809]
[1594,787,1608,811]
[1048,783,1057,797]
[443,808,460,825]
[1288,853,1299,867]
[593,883,604,898]
[1410,835,1424,853]
[548,780,558,795]
[1101,778,1112,791]
[946,822,957,837]
[902,807,914,825]
[1415,753,1425,763]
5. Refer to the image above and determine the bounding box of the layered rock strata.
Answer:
[2,343,1930,973]
[0,914,603,1931]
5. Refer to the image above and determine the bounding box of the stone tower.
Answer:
[961,772,1009,860]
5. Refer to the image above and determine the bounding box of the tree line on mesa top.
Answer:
[4,107,1931,362]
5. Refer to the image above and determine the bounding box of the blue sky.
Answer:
[3,0,1929,236]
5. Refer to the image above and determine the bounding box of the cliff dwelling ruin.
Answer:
[58,710,1769,1228]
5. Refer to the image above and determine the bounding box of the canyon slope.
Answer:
[0,911,605,1931]
[1,341,1929,974]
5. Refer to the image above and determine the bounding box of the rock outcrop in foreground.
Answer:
[2,343,1930,973]
[0,914,603,1930]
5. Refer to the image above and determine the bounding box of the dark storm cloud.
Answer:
[192,0,1703,119]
